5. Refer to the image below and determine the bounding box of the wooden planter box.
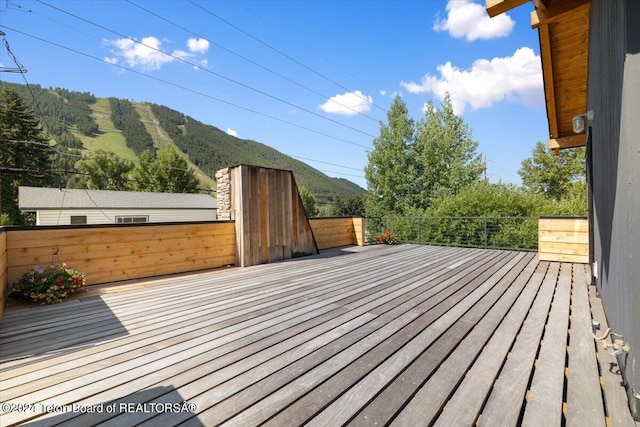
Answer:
[538,217,589,263]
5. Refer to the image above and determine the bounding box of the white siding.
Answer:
[35,209,217,226]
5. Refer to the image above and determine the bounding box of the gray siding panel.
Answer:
[588,0,640,414]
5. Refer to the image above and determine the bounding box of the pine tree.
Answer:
[0,85,55,224]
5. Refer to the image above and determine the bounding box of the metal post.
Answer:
[484,217,488,248]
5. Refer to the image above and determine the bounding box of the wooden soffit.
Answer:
[486,0,590,151]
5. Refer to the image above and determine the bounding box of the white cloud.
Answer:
[379,90,387,96]
[433,0,514,41]
[318,90,373,116]
[105,36,204,71]
[187,38,209,54]
[104,57,118,65]
[194,59,208,71]
[401,47,543,115]
[226,128,238,137]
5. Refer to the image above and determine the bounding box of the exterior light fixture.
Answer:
[572,110,595,134]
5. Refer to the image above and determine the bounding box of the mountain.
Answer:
[4,83,365,203]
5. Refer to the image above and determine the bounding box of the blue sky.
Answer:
[0,0,547,189]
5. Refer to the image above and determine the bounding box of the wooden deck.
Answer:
[0,245,636,426]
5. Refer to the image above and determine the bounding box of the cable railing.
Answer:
[366,216,540,251]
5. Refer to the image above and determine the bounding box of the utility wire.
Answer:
[3,91,367,181]
[125,0,380,123]
[234,0,366,90]
[35,0,377,139]
[3,27,368,186]
[0,25,371,150]
[0,29,67,171]
[289,155,363,172]
[189,0,387,113]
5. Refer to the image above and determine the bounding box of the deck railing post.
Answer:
[418,217,422,243]
[484,217,488,248]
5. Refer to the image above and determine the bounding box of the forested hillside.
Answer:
[5,83,364,202]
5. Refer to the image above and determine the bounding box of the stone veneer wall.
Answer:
[215,167,232,220]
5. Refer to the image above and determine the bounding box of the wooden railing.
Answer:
[4,221,235,287]
[0,217,368,318]
[538,217,589,263]
[309,217,365,250]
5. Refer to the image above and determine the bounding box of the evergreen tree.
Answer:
[331,194,365,216]
[0,85,55,224]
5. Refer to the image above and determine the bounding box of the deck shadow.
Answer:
[0,295,129,365]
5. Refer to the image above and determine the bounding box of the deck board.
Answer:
[477,261,555,426]
[429,255,541,426]
[0,244,634,427]
[521,262,572,426]
[566,264,606,426]
[588,277,638,427]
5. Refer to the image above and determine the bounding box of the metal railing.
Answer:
[366,216,539,251]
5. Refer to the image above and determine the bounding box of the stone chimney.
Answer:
[215,167,232,220]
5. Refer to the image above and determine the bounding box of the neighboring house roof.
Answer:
[18,187,217,210]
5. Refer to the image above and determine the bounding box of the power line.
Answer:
[0,30,27,73]
[0,29,69,173]
[125,0,380,123]
[0,25,371,150]
[234,0,365,84]
[315,169,364,179]
[4,85,367,184]
[21,167,218,194]
[288,155,363,172]
[188,0,387,113]
[35,0,377,139]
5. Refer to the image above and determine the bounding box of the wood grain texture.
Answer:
[539,218,589,263]
[566,264,606,426]
[521,262,572,426]
[230,165,317,267]
[0,245,630,426]
[5,222,235,286]
[309,218,357,250]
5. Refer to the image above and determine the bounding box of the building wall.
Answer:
[35,209,217,225]
[588,0,640,413]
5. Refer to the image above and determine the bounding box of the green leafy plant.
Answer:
[10,264,87,305]
[377,230,399,245]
